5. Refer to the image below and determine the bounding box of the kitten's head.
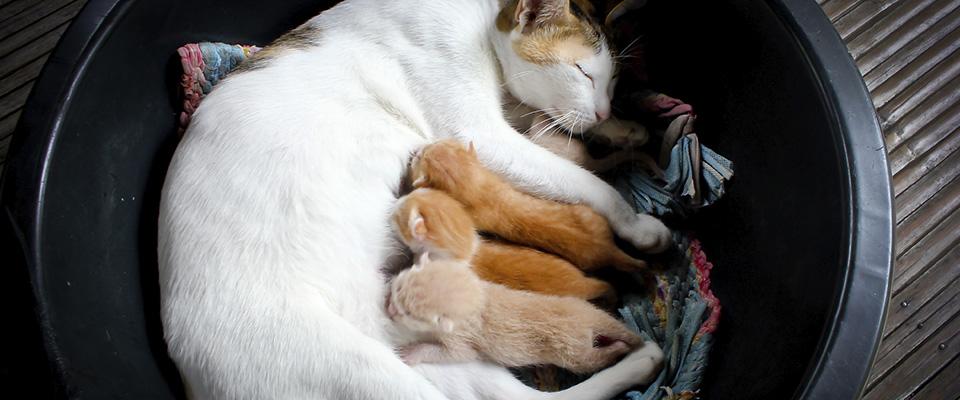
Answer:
[393,188,478,261]
[495,0,616,134]
[408,140,482,193]
[387,253,485,334]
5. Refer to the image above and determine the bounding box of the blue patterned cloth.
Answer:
[616,134,734,217]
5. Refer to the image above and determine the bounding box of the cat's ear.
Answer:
[408,207,428,242]
[515,0,569,34]
[467,141,477,157]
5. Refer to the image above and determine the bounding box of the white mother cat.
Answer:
[159,0,670,398]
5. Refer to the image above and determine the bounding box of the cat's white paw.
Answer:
[620,340,665,385]
[617,214,672,253]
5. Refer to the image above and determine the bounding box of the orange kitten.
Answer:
[408,139,647,272]
[386,254,643,374]
[393,188,614,301]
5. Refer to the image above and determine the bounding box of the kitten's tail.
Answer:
[609,249,648,272]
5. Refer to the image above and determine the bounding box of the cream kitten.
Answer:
[387,254,647,375]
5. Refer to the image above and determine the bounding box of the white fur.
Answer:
[158,0,668,398]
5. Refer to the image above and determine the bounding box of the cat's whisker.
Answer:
[619,36,643,58]
[525,113,560,138]
[500,70,535,87]
[531,112,569,141]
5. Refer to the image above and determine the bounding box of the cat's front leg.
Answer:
[459,124,671,253]
[401,342,479,365]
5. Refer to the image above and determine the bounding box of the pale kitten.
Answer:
[387,254,646,375]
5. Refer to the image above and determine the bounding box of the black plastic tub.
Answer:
[1,0,893,399]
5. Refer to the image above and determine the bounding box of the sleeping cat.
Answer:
[158,0,669,398]
[387,253,650,374]
[410,140,648,272]
[394,188,615,301]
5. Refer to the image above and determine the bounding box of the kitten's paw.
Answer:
[618,119,649,148]
[591,119,649,148]
[619,341,664,385]
[618,214,672,253]
[399,345,425,365]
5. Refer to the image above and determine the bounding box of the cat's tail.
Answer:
[608,248,648,272]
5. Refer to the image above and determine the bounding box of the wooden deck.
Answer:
[0,0,957,398]
[819,0,960,398]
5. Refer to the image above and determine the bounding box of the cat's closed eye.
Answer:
[575,63,594,85]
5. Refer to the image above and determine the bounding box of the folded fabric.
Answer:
[615,114,734,217]
[177,42,260,134]
[174,42,726,400]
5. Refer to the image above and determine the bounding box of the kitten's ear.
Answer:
[417,251,431,267]
[467,141,477,156]
[516,0,569,34]
[411,170,427,188]
[408,207,428,242]
[439,317,455,333]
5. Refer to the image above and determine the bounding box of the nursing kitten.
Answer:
[394,188,615,301]
[159,0,668,398]
[387,254,645,374]
[409,140,648,272]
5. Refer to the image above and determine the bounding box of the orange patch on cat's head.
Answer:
[497,0,606,65]
[393,188,477,261]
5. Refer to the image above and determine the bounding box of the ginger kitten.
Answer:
[387,254,643,374]
[408,139,648,272]
[393,188,614,301]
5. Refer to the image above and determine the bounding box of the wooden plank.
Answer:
[867,23,960,101]
[0,0,38,23]
[891,122,960,196]
[0,23,67,78]
[823,0,866,22]
[0,0,78,41]
[885,74,960,151]
[886,242,960,336]
[894,144,960,225]
[884,86,960,181]
[847,0,938,62]
[879,61,960,136]
[0,1,83,59]
[895,180,960,261]
[0,110,21,140]
[893,200,960,296]
[863,310,960,399]
[834,0,900,41]
[870,275,960,388]
[855,0,960,75]
[0,54,47,98]
[0,82,31,121]
[0,128,12,161]
[908,352,960,399]
[883,269,960,345]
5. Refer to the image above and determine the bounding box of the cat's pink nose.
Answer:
[595,110,610,122]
